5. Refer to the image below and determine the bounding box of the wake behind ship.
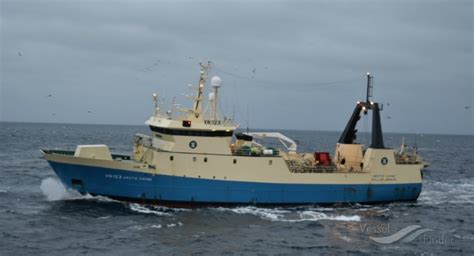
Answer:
[42,62,426,206]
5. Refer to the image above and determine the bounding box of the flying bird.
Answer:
[45,94,52,98]
[465,106,471,110]
[17,52,22,57]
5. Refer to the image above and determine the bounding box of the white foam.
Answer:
[40,177,81,201]
[215,206,360,222]
[128,203,172,216]
[152,205,191,213]
[453,234,474,240]
[418,178,474,205]
[122,222,183,231]
[75,194,118,203]
[288,211,361,222]
[40,177,118,202]
[339,235,352,242]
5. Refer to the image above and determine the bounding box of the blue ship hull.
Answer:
[47,160,422,205]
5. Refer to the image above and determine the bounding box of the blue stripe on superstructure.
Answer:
[47,161,422,204]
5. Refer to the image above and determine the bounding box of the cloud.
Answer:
[1,0,472,134]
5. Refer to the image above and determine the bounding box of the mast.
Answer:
[370,102,385,149]
[152,93,159,117]
[366,72,373,103]
[193,61,210,118]
[338,72,384,148]
[366,72,384,149]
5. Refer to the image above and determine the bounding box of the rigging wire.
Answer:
[138,58,362,90]
[212,64,361,88]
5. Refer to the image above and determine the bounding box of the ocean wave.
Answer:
[122,222,183,231]
[418,178,474,205]
[453,234,474,240]
[75,194,119,203]
[289,211,361,222]
[128,203,172,216]
[214,206,361,222]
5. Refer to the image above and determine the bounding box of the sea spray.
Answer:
[40,177,81,201]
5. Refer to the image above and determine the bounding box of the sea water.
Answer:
[0,122,472,255]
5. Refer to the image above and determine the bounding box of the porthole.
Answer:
[170,156,174,161]
[233,159,237,164]
[204,157,208,163]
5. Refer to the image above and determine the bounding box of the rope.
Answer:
[212,65,361,88]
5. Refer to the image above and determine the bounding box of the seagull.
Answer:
[45,94,52,98]
[252,68,256,74]
[386,116,392,119]
[17,52,22,57]
[465,106,471,110]
[88,110,92,114]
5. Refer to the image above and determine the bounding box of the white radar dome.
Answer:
[211,76,222,87]
[208,92,215,100]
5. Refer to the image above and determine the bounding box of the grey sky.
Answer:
[1,0,472,135]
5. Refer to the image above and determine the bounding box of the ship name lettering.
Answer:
[105,174,122,179]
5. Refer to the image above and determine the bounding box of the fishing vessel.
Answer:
[42,62,425,206]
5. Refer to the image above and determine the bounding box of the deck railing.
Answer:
[394,154,421,165]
